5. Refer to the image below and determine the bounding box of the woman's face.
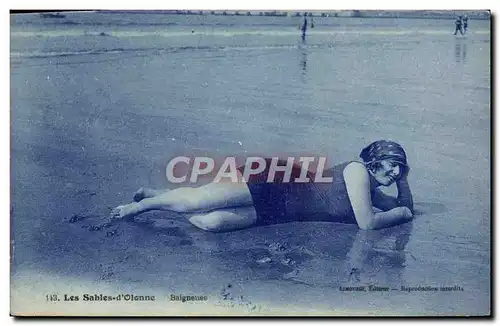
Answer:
[370,159,402,186]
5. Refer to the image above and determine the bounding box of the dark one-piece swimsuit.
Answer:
[238,159,358,226]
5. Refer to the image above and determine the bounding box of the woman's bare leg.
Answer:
[187,206,257,232]
[110,181,254,220]
[133,187,169,202]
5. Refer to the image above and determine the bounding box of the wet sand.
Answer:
[10,16,490,315]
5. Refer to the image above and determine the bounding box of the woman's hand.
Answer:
[397,165,410,182]
[389,206,413,220]
[394,206,413,220]
[368,206,413,229]
[395,172,414,213]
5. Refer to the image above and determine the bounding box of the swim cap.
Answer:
[360,140,408,167]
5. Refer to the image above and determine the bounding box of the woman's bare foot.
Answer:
[110,202,142,220]
[133,187,163,202]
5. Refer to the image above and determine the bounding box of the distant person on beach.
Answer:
[463,15,469,34]
[301,13,308,40]
[110,140,414,232]
[454,16,464,35]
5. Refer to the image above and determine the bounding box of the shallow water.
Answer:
[10,12,490,315]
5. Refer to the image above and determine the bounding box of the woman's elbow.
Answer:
[354,212,378,230]
[356,219,377,230]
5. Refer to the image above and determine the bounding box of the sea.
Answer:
[10,11,490,315]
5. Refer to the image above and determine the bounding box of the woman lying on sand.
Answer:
[111,140,414,231]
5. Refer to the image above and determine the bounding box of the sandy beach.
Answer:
[10,12,490,315]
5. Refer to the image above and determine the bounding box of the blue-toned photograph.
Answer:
[10,10,490,316]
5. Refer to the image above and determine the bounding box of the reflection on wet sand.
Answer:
[84,199,443,290]
[298,41,308,82]
[345,222,414,286]
[126,202,445,289]
[455,41,467,63]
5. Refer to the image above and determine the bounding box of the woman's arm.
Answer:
[371,177,414,213]
[370,207,413,229]
[343,163,413,230]
[396,176,414,213]
[371,188,398,211]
